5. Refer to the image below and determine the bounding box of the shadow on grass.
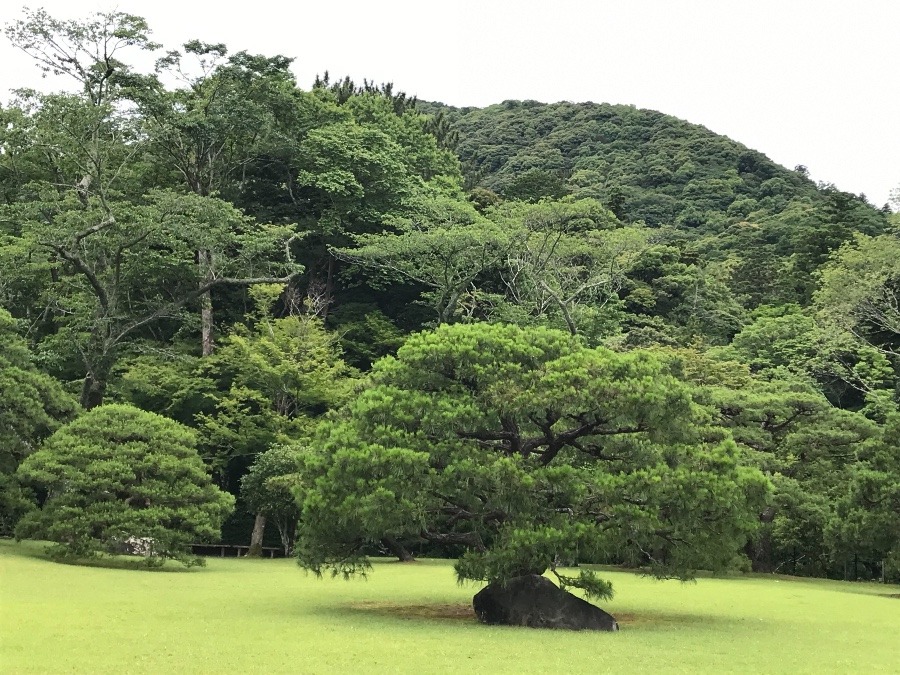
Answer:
[50,555,199,572]
[1,539,198,572]
[251,588,742,633]
[333,600,740,632]
[346,600,477,623]
[610,608,745,630]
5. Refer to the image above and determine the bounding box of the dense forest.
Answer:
[2,10,898,588]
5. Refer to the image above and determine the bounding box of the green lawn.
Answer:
[1,540,898,674]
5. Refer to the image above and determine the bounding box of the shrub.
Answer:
[16,404,234,566]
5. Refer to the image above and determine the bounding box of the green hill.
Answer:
[419,99,889,310]
[424,99,863,226]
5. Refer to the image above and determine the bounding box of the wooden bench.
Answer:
[191,544,283,558]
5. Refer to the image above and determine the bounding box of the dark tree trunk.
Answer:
[748,532,774,573]
[382,536,415,562]
[247,513,266,557]
[749,509,775,572]
[80,371,107,409]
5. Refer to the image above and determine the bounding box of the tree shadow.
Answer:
[1,539,198,572]
[344,600,477,623]
[333,600,740,631]
[609,609,741,629]
[50,555,199,572]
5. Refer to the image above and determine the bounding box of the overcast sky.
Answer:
[2,0,898,206]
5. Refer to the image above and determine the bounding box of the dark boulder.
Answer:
[473,574,619,631]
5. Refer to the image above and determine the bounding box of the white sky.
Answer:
[2,0,898,206]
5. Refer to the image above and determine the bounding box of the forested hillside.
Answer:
[424,99,821,222]
[2,10,897,586]
[427,99,892,307]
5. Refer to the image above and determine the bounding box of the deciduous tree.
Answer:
[241,445,304,556]
[0,308,76,534]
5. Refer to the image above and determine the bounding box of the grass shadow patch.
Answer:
[1,539,199,572]
[51,555,199,572]
[343,601,737,632]
[346,600,477,623]
[609,608,746,630]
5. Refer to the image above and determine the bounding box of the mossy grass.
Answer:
[2,540,898,673]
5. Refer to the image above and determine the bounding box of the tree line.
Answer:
[1,9,897,590]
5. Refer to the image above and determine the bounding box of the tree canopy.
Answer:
[295,323,769,597]
[2,7,898,589]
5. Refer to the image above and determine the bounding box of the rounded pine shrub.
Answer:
[16,404,234,566]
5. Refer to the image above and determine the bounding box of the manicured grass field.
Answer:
[1,540,898,674]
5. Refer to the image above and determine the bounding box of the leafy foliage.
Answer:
[295,323,769,593]
[195,312,355,481]
[0,309,76,473]
[423,100,819,227]
[240,445,305,554]
[0,309,76,534]
[3,8,897,586]
[828,415,900,578]
[15,404,234,565]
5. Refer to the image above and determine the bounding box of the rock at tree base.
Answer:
[473,575,619,631]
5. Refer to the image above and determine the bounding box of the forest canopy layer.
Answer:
[2,9,898,591]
